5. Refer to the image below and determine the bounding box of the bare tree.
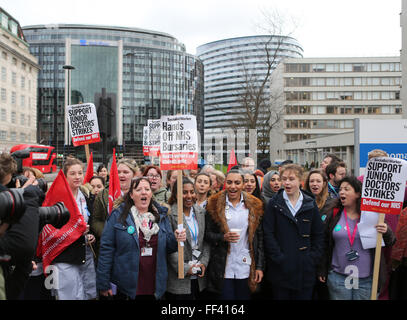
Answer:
[223,9,298,159]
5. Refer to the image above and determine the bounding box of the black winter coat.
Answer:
[52,187,94,265]
[263,189,324,291]
[0,184,44,299]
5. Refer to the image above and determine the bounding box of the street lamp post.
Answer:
[63,64,75,156]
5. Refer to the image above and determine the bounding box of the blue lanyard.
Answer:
[186,213,198,246]
[328,182,339,197]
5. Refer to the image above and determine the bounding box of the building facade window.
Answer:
[0,130,7,140]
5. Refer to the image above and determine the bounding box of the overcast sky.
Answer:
[2,0,402,57]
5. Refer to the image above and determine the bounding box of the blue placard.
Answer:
[360,143,407,167]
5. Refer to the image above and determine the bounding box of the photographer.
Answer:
[0,152,44,300]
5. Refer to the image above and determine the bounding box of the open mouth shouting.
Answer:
[311,185,321,194]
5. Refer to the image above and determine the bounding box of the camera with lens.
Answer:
[0,188,70,229]
[6,150,48,193]
[0,188,26,224]
[38,202,70,230]
[12,175,48,194]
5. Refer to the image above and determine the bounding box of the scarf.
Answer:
[130,206,160,242]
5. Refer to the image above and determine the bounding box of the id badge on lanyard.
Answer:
[141,246,153,257]
[344,209,359,261]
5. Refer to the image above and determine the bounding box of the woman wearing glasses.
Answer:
[143,165,171,205]
[91,158,138,257]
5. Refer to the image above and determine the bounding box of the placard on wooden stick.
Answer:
[160,115,198,279]
[360,157,407,300]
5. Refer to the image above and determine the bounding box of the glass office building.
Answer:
[197,35,303,163]
[22,24,204,163]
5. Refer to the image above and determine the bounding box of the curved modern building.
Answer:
[22,24,204,163]
[197,35,303,162]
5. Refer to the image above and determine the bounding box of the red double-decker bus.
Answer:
[9,144,57,174]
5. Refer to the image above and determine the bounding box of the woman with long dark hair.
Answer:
[243,170,263,201]
[304,169,330,217]
[96,177,186,300]
[166,177,210,300]
[318,176,395,300]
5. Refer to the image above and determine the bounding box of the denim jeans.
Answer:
[327,270,372,300]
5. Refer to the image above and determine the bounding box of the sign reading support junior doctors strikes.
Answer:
[160,115,198,170]
[361,157,407,215]
[67,103,100,147]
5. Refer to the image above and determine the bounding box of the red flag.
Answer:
[83,152,94,184]
[108,148,121,214]
[227,148,238,172]
[36,170,87,274]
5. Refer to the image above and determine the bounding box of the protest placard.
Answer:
[359,156,407,300]
[148,119,161,157]
[143,126,150,156]
[361,157,407,215]
[160,114,198,279]
[159,115,198,171]
[67,103,100,147]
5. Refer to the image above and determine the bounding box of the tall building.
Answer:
[270,57,402,172]
[197,35,303,164]
[22,24,204,163]
[401,0,407,119]
[0,8,39,152]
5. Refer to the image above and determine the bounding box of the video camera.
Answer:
[10,149,29,174]
[0,188,70,229]
[7,150,48,193]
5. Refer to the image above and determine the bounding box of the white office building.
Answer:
[270,57,402,172]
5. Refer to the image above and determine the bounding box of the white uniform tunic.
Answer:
[224,194,251,279]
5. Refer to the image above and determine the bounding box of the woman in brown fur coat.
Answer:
[204,169,264,300]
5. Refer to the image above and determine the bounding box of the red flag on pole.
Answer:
[83,152,94,184]
[227,148,238,173]
[36,170,87,274]
[108,148,121,214]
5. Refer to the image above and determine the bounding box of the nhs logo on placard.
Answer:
[80,39,87,46]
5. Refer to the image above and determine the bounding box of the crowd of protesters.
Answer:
[1,149,407,301]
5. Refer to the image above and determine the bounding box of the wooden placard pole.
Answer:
[370,213,385,300]
[177,169,184,279]
[84,144,90,162]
